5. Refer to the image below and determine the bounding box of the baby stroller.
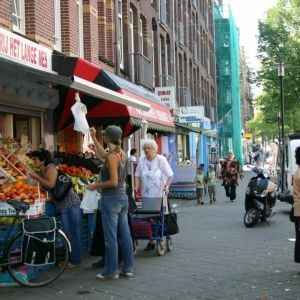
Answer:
[131,195,173,256]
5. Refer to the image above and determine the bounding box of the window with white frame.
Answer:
[12,0,25,34]
[77,0,84,57]
[129,9,134,81]
[139,19,144,55]
[118,0,124,69]
[53,0,61,51]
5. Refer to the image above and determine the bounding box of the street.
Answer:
[1,170,300,300]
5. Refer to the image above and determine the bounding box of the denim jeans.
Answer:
[60,206,82,264]
[101,192,134,276]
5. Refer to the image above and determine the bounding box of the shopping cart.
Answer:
[131,195,172,256]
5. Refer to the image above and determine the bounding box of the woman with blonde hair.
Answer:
[135,139,174,251]
[87,125,134,279]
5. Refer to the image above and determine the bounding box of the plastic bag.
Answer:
[80,190,100,213]
[71,93,90,134]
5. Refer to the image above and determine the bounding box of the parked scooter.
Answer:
[244,167,276,227]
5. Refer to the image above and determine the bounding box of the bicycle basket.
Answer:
[22,217,56,265]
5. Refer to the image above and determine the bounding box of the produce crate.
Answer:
[0,200,45,218]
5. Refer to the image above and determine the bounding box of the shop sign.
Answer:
[179,106,204,123]
[155,86,175,109]
[243,133,253,139]
[202,117,211,129]
[0,27,52,72]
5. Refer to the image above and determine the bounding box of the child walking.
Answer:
[195,167,205,205]
[206,164,217,203]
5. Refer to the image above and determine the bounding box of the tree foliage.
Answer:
[249,0,300,139]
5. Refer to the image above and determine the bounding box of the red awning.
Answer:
[52,56,175,134]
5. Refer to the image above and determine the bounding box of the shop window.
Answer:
[13,115,41,149]
[77,0,84,57]
[12,0,25,34]
[53,0,61,51]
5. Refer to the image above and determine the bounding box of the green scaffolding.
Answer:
[214,4,243,163]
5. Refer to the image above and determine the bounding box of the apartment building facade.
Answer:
[0,1,217,171]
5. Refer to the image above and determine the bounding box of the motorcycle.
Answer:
[244,168,276,228]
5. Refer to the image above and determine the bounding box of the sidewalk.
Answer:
[1,171,300,299]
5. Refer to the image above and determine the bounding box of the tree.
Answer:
[251,0,300,139]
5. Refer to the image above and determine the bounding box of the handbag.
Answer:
[51,169,72,201]
[290,207,295,222]
[165,212,179,235]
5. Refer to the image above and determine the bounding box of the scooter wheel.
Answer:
[244,208,260,228]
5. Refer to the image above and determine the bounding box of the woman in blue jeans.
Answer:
[87,125,134,279]
[28,149,82,268]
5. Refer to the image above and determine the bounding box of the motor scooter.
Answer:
[244,168,276,227]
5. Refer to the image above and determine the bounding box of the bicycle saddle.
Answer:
[7,199,30,213]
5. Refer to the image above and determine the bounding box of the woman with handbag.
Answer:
[87,125,134,280]
[27,149,82,268]
[293,146,300,263]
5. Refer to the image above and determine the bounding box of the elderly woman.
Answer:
[87,125,134,279]
[135,139,174,251]
[293,146,300,263]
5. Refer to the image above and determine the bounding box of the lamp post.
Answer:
[278,62,285,192]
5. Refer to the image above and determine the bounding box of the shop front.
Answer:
[0,27,59,150]
[51,56,175,154]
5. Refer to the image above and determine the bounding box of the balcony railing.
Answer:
[178,87,192,106]
[131,53,153,89]
[178,22,184,47]
[160,74,176,87]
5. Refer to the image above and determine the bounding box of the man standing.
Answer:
[220,150,243,202]
[126,148,138,191]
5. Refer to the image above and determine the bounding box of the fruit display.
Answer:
[0,146,35,181]
[0,180,47,204]
[57,163,94,177]
[57,163,98,195]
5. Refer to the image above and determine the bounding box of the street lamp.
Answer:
[278,62,285,192]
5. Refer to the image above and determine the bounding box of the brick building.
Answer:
[0,0,216,169]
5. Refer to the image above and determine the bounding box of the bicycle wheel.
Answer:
[7,230,69,287]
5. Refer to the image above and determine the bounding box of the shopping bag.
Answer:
[71,94,90,134]
[80,190,100,213]
[165,212,179,235]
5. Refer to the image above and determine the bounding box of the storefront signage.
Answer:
[179,106,204,123]
[155,86,175,109]
[243,133,253,139]
[0,27,52,72]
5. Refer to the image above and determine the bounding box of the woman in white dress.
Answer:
[135,139,174,251]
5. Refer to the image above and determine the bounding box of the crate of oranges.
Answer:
[0,180,47,218]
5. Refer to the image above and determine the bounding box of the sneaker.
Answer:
[120,271,134,278]
[144,242,155,251]
[92,258,105,268]
[96,273,119,280]
[230,199,236,202]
